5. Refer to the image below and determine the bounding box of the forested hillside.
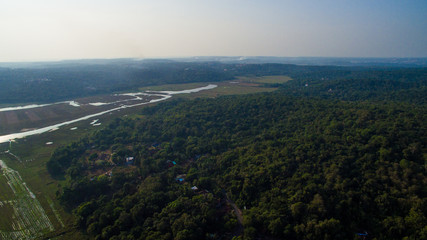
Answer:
[48,91,426,239]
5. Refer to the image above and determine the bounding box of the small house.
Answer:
[175,174,187,183]
[149,143,161,151]
[166,160,177,168]
[125,157,134,166]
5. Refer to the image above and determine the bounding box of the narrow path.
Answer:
[5,151,22,163]
[223,189,244,236]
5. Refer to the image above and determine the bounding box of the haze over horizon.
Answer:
[1,0,427,62]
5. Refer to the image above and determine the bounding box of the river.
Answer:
[0,84,217,144]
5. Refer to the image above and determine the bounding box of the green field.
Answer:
[139,82,209,91]
[188,82,277,97]
[140,80,278,99]
[0,174,15,200]
[236,75,292,84]
[0,174,15,232]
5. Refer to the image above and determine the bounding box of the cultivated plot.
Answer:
[0,159,54,240]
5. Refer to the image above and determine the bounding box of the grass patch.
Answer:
[139,82,209,91]
[140,81,278,100]
[236,75,292,84]
[0,174,15,200]
[0,202,14,232]
[174,81,277,99]
[46,196,65,228]
[0,172,15,232]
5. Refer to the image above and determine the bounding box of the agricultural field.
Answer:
[0,159,54,239]
[0,110,125,239]
[0,122,98,239]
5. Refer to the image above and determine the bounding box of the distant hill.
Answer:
[2,57,427,68]
[171,56,427,67]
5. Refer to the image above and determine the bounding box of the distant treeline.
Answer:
[0,62,232,103]
[1,60,426,103]
[280,66,427,103]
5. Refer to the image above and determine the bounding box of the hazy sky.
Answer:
[1,0,427,62]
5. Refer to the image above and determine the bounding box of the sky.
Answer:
[1,0,427,62]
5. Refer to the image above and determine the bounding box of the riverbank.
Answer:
[0,85,219,143]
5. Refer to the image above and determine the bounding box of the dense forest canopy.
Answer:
[47,71,426,240]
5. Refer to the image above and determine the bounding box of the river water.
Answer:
[0,84,217,144]
[0,101,81,112]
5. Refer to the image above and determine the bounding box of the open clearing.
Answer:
[139,82,209,91]
[236,75,292,84]
[140,78,282,100]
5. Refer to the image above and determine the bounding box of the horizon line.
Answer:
[1,56,427,64]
